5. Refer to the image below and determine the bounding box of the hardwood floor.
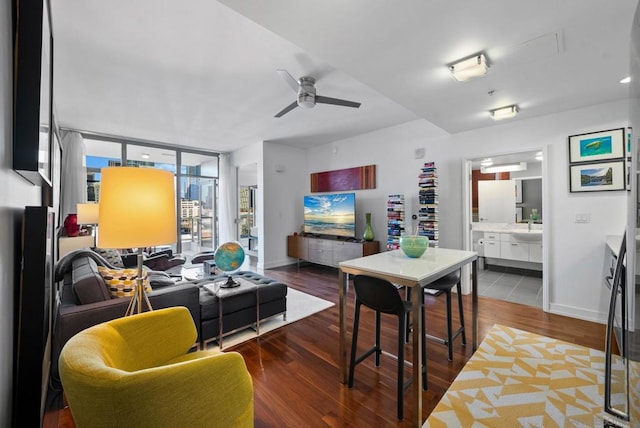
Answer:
[44,263,606,427]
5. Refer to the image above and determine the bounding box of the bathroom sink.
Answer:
[512,230,543,242]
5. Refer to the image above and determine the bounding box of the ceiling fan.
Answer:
[274,69,361,118]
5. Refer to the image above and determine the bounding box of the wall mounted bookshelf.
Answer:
[418,162,439,247]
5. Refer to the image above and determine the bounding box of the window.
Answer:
[83,134,219,256]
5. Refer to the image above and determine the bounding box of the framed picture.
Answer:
[568,128,625,164]
[569,160,625,192]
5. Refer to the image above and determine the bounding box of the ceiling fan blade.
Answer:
[277,69,300,93]
[315,95,361,109]
[274,101,299,118]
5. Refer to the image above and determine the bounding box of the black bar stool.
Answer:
[348,275,426,420]
[423,270,466,361]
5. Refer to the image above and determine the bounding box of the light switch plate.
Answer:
[575,213,591,223]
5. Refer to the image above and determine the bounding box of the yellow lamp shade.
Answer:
[97,167,177,248]
[77,203,99,225]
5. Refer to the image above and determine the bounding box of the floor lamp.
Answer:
[97,167,177,316]
[77,202,99,246]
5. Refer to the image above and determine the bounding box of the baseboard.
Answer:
[263,258,298,269]
[484,264,542,278]
[548,302,607,324]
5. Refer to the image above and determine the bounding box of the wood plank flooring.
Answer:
[44,263,606,427]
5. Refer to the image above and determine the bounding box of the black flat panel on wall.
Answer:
[13,206,55,426]
[13,0,53,186]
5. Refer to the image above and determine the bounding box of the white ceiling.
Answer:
[51,0,638,154]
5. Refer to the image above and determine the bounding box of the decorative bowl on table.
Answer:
[399,235,429,258]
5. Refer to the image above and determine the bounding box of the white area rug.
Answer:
[207,287,334,350]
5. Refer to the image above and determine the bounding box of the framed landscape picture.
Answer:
[569,160,625,192]
[568,128,625,164]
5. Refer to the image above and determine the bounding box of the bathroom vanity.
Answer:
[473,223,543,270]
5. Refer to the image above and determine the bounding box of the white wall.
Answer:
[298,100,628,323]
[0,0,42,422]
[262,142,307,268]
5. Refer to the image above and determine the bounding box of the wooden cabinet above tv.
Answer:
[287,235,379,268]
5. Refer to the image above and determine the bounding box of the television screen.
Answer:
[304,193,356,238]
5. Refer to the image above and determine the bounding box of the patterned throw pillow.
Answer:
[97,266,152,298]
[92,248,125,268]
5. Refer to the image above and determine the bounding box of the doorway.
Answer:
[463,149,548,310]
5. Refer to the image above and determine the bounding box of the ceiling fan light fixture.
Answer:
[298,93,315,108]
[490,105,519,120]
[449,53,489,82]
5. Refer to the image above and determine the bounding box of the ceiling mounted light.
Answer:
[141,153,150,159]
[620,76,631,84]
[480,158,493,167]
[449,53,489,82]
[535,151,543,161]
[481,162,527,174]
[489,105,519,120]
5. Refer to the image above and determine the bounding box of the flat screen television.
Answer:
[304,193,356,238]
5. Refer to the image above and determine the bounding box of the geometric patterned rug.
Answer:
[424,324,607,427]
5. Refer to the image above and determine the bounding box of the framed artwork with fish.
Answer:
[568,128,625,163]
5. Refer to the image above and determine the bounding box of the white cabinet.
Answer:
[483,232,501,258]
[481,231,542,263]
[529,243,543,263]
[500,241,530,261]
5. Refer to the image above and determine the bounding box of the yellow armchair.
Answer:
[59,307,253,427]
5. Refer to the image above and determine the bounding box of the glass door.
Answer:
[180,176,216,255]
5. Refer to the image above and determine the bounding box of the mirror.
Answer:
[472,150,543,224]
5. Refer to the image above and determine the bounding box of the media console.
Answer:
[287,235,379,268]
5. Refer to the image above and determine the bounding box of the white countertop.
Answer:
[339,248,477,286]
[472,222,543,235]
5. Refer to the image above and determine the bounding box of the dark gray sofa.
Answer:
[52,251,288,374]
[52,251,201,382]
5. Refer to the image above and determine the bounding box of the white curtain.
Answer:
[60,131,87,221]
[218,153,236,245]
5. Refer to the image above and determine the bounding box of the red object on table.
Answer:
[64,214,80,237]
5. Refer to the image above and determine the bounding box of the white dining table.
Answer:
[338,247,479,427]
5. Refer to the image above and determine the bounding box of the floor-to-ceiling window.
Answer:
[82,134,219,256]
[180,152,218,255]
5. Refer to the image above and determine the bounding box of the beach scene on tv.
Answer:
[304,193,356,238]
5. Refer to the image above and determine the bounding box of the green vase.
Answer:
[363,213,374,241]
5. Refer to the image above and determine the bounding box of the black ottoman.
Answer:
[197,271,287,347]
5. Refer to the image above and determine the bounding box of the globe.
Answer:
[214,241,246,288]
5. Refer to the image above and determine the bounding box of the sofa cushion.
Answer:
[72,258,111,304]
[92,248,125,268]
[97,266,152,298]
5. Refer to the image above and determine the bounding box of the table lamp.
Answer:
[97,167,177,316]
[77,202,99,245]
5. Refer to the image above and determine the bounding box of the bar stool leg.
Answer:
[397,314,405,420]
[456,281,467,345]
[445,290,453,361]
[375,311,381,366]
